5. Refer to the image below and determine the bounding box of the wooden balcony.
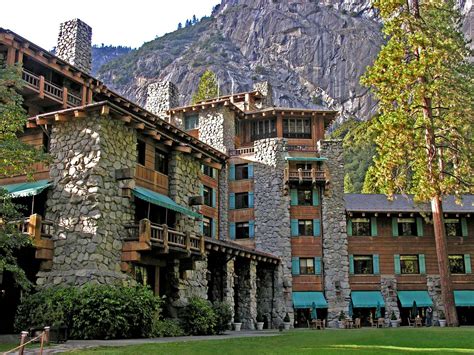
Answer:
[22,69,82,108]
[285,168,326,183]
[134,164,168,195]
[229,146,255,156]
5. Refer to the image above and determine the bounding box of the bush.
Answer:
[15,285,161,339]
[180,297,216,335]
[152,319,184,337]
[212,302,232,334]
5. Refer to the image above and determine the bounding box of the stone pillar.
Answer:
[144,82,180,122]
[253,138,293,326]
[235,259,258,329]
[218,166,228,240]
[318,140,350,327]
[257,265,275,328]
[427,275,443,323]
[253,81,273,108]
[381,276,400,322]
[56,19,92,74]
[224,259,235,319]
[36,115,136,286]
[198,107,235,154]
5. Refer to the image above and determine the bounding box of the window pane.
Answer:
[297,190,312,206]
[298,220,313,236]
[236,222,250,239]
[449,255,465,274]
[137,140,146,165]
[235,192,249,209]
[398,218,416,236]
[203,217,212,238]
[235,164,249,180]
[300,258,315,274]
[352,218,371,236]
[354,255,374,274]
[400,255,419,274]
[185,115,198,130]
[445,219,461,237]
[154,149,168,174]
[203,186,212,207]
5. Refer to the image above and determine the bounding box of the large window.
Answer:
[154,149,168,174]
[283,118,311,139]
[251,118,276,140]
[202,164,215,179]
[299,258,315,275]
[235,192,249,209]
[137,140,146,165]
[298,220,313,236]
[354,255,374,275]
[185,115,198,130]
[203,216,212,238]
[449,255,465,274]
[400,255,420,274]
[297,189,312,206]
[203,185,213,207]
[236,222,250,239]
[445,219,462,237]
[235,164,249,180]
[352,218,371,236]
[397,218,417,236]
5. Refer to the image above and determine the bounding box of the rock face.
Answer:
[57,19,92,74]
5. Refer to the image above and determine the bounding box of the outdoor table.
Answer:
[345,319,354,329]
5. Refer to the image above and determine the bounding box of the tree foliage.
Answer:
[360,0,474,200]
[192,69,218,104]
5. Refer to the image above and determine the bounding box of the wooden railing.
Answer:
[284,168,326,183]
[229,146,255,156]
[135,164,169,194]
[286,145,318,152]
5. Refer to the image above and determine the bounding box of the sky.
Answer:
[0,0,218,50]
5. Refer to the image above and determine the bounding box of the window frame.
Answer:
[154,148,168,175]
[298,220,313,236]
[299,258,315,275]
[352,218,371,237]
[235,222,250,239]
[184,114,199,130]
[297,189,313,206]
[202,185,213,207]
[448,254,466,274]
[235,192,249,209]
[397,218,417,236]
[202,164,215,179]
[235,164,249,180]
[353,255,374,275]
[445,218,462,237]
[202,216,212,238]
[283,118,312,139]
[137,139,146,165]
[400,255,420,274]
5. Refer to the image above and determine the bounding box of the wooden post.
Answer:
[17,50,23,64]
[200,234,205,256]
[185,232,191,255]
[27,214,42,245]
[138,219,151,243]
[43,326,50,345]
[298,168,303,183]
[39,76,45,99]
[81,85,87,105]
[18,331,28,355]
[6,47,16,65]
[62,87,68,108]
[163,224,169,254]
[311,168,316,184]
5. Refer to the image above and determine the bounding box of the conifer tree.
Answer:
[192,70,219,104]
[361,0,474,326]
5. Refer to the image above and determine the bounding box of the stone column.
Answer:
[218,167,228,240]
[235,259,257,329]
[144,82,180,122]
[381,276,400,322]
[318,140,350,327]
[257,265,275,328]
[427,275,443,323]
[253,81,273,108]
[56,19,92,74]
[36,115,136,286]
[253,138,293,326]
[224,259,235,320]
[198,107,235,154]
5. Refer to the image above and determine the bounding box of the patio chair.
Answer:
[315,319,325,330]
[369,318,377,328]
[377,318,385,328]
[354,318,361,328]
[407,318,414,327]
[415,318,423,327]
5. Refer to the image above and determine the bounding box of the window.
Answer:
[184,115,198,130]
[235,164,249,180]
[400,255,420,274]
[445,219,462,237]
[236,222,250,239]
[397,218,417,236]
[251,118,277,140]
[235,192,249,209]
[298,220,313,236]
[154,149,168,174]
[137,140,146,165]
[203,216,212,238]
[297,189,312,206]
[283,118,311,139]
[449,255,465,274]
[354,255,374,274]
[202,164,215,178]
[203,185,213,207]
[352,218,371,236]
[299,258,315,275]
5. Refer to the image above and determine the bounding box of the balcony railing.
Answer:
[229,146,255,156]
[22,69,82,108]
[286,145,319,152]
[285,168,326,183]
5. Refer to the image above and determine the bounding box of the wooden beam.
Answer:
[26,121,37,128]
[207,161,222,170]
[120,115,132,123]
[193,152,202,159]
[203,157,211,163]
[74,110,87,118]
[131,122,145,130]
[174,145,192,153]
[36,117,51,125]
[163,140,173,146]
[54,114,68,122]
[100,105,110,116]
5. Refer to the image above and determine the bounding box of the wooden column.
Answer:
[276,114,283,138]
[39,76,45,99]
[27,213,42,244]
[6,47,16,65]
[62,87,68,108]
[163,224,169,254]
[138,218,151,244]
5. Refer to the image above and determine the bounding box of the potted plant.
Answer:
[438,311,446,327]
[390,311,399,328]
[233,314,242,331]
[283,313,291,330]
[338,311,346,329]
[256,312,265,330]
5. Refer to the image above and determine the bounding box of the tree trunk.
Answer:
[431,196,458,326]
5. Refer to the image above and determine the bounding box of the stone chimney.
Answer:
[145,81,180,121]
[253,81,273,108]
[56,19,92,74]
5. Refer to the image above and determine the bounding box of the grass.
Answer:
[70,328,474,354]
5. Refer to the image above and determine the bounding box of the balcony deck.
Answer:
[285,168,326,183]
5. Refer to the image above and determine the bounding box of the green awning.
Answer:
[454,291,474,307]
[351,291,385,308]
[293,292,328,309]
[0,180,51,198]
[285,157,328,162]
[133,186,201,219]
[398,291,433,307]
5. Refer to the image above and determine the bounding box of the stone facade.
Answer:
[427,275,443,323]
[218,166,229,241]
[257,265,276,327]
[198,107,235,154]
[37,115,136,286]
[235,259,257,329]
[253,81,273,108]
[253,138,293,326]
[381,276,400,322]
[144,82,180,122]
[318,140,350,327]
[56,19,92,74]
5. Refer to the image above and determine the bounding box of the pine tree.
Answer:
[192,70,219,104]
[192,15,197,25]
[361,0,474,326]
[344,174,355,193]
[177,22,182,30]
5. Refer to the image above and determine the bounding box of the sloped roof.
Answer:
[345,194,474,213]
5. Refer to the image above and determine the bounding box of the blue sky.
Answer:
[0,0,218,49]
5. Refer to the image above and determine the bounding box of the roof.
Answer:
[345,194,474,213]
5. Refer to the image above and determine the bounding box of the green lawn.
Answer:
[71,328,474,354]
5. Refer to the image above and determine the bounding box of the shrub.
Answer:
[15,285,161,339]
[180,297,216,335]
[284,313,291,322]
[212,302,232,334]
[152,319,184,337]
[390,311,397,320]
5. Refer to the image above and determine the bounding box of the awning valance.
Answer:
[0,180,51,198]
[285,157,327,162]
[292,292,328,309]
[454,291,474,307]
[351,291,385,308]
[397,291,433,308]
[132,186,201,219]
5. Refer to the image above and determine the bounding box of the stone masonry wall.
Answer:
[37,115,136,286]
[253,81,273,108]
[236,259,257,329]
[253,138,293,326]
[381,276,400,323]
[427,275,443,323]
[145,81,180,122]
[218,166,228,240]
[318,140,350,327]
[56,19,92,74]
[198,107,235,154]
